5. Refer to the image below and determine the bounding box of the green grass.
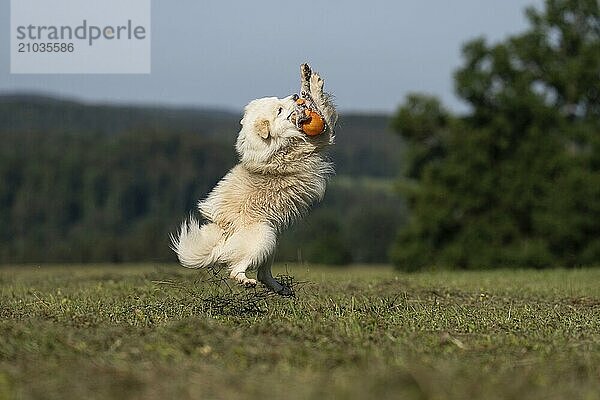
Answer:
[1,264,599,400]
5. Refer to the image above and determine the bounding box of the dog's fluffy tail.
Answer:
[170,217,223,268]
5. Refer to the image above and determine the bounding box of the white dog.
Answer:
[172,64,337,295]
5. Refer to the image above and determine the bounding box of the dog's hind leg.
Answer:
[220,223,277,289]
[257,252,292,296]
[229,263,258,287]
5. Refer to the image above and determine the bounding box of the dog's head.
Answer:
[236,96,329,166]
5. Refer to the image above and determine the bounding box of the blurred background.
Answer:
[0,0,598,269]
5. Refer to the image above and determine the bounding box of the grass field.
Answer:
[0,264,599,400]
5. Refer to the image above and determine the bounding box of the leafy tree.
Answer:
[391,0,600,270]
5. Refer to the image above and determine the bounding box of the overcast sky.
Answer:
[0,0,544,113]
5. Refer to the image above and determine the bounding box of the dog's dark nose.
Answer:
[292,94,299,101]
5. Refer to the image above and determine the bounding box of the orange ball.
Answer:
[301,110,325,136]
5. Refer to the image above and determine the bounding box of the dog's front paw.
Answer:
[300,63,312,96]
[310,72,324,95]
[301,63,312,82]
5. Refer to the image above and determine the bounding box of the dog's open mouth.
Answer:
[289,96,326,136]
[288,104,310,127]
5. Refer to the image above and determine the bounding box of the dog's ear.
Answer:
[255,119,271,139]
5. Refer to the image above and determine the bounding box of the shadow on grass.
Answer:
[153,265,310,316]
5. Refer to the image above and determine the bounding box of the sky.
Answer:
[0,0,544,113]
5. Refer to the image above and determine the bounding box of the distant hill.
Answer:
[0,93,240,138]
[0,93,404,178]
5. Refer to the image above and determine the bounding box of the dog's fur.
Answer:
[172,65,337,295]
